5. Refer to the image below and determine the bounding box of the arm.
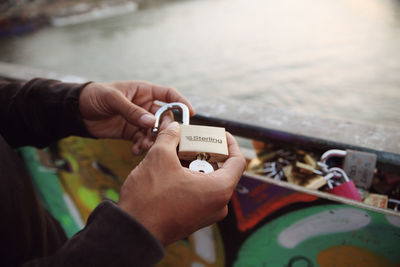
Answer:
[0,78,194,152]
[24,201,164,267]
[24,122,246,266]
[12,79,244,265]
[0,78,91,148]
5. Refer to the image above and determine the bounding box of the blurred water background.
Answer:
[1,0,400,127]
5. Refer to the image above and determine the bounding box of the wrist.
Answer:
[78,81,95,120]
[117,199,166,245]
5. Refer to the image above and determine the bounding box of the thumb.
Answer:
[110,91,156,128]
[154,121,181,150]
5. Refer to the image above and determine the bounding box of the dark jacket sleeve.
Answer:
[24,201,165,267]
[0,78,92,148]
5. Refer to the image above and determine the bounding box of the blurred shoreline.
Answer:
[2,0,399,129]
[0,0,170,37]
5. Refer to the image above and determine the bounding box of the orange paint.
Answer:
[317,245,394,267]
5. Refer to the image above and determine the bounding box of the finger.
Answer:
[131,144,142,156]
[108,91,156,128]
[159,113,174,131]
[153,121,180,151]
[140,137,154,151]
[150,85,195,116]
[132,132,155,154]
[132,129,146,143]
[212,133,246,186]
[131,131,146,155]
[149,102,162,114]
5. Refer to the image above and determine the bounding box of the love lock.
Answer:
[324,167,362,202]
[319,149,377,189]
[152,102,228,174]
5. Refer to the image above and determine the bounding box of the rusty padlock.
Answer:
[324,167,362,202]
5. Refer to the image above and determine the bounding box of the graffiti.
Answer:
[233,205,400,266]
[56,137,225,266]
[22,138,400,266]
[193,226,218,263]
[157,225,224,267]
[287,256,314,267]
[278,208,371,248]
[386,215,400,228]
[56,137,143,221]
[317,246,393,267]
[232,175,317,232]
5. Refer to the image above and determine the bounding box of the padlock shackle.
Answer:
[152,102,190,135]
[324,167,351,189]
[388,199,400,211]
[320,149,347,162]
[329,167,350,182]
[319,149,347,172]
[324,172,335,189]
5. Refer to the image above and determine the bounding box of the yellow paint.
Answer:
[65,154,79,172]
[78,187,101,211]
[317,245,394,267]
[105,188,119,202]
[57,137,144,221]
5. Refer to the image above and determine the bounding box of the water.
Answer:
[1,0,400,127]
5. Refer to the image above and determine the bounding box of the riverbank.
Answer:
[2,0,399,130]
[0,0,154,37]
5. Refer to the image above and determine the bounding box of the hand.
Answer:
[79,81,194,155]
[117,122,246,245]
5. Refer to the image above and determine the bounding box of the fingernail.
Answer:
[140,114,156,125]
[167,121,179,129]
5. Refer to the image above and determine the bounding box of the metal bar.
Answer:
[191,114,400,173]
[1,61,399,172]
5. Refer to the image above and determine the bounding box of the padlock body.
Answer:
[179,125,228,163]
[343,149,377,189]
[329,180,362,202]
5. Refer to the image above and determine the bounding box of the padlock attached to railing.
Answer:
[324,167,362,201]
[319,149,377,189]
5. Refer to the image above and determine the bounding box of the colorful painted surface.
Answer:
[56,137,143,221]
[157,225,225,267]
[232,175,317,231]
[233,205,400,266]
[56,137,225,266]
[21,137,400,266]
[18,147,81,237]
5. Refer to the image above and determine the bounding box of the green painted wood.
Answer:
[18,147,82,237]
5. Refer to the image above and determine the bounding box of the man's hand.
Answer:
[79,81,194,155]
[118,122,246,245]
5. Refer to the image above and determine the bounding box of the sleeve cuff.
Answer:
[3,78,94,148]
[39,200,164,267]
[86,200,165,265]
